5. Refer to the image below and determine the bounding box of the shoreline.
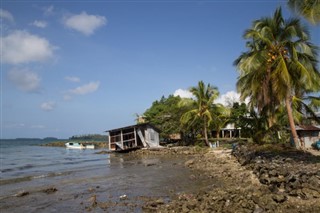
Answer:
[1,146,319,212]
[142,146,320,212]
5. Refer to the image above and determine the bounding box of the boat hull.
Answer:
[65,142,95,149]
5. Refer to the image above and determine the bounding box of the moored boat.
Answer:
[65,142,95,149]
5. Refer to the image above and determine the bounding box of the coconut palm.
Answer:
[288,0,320,25]
[210,104,230,138]
[180,81,219,146]
[235,8,319,148]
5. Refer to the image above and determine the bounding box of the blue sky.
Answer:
[1,0,319,139]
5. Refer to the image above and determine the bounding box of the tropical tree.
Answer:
[180,81,219,146]
[234,8,320,148]
[287,0,320,25]
[144,95,187,139]
[210,104,230,138]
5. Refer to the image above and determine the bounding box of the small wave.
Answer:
[0,171,73,186]
[1,168,14,173]
[32,174,49,179]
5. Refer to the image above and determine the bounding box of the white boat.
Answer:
[65,142,95,149]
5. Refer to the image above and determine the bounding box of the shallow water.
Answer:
[0,140,216,212]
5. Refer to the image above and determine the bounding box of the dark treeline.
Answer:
[69,134,108,141]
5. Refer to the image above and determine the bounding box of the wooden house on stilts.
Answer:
[106,123,161,152]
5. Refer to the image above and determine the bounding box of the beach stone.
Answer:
[42,187,57,194]
[272,194,287,203]
[185,159,195,167]
[15,191,30,197]
[301,188,320,199]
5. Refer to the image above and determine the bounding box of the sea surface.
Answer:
[0,139,107,182]
[0,139,213,212]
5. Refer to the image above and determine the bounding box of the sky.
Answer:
[1,0,319,139]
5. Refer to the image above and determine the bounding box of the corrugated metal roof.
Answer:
[296,125,320,131]
[105,123,161,133]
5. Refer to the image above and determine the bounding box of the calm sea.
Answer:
[0,139,109,188]
[0,139,213,212]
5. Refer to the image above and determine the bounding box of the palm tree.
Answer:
[210,104,230,139]
[235,8,319,148]
[180,81,219,146]
[288,0,320,25]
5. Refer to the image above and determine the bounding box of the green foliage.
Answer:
[235,7,319,147]
[69,134,107,141]
[180,81,220,146]
[209,104,230,138]
[287,0,320,25]
[143,95,187,139]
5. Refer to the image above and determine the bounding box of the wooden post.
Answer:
[134,127,137,146]
[121,130,124,149]
[108,132,111,150]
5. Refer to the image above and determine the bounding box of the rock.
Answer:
[272,194,287,203]
[42,187,57,194]
[88,195,97,207]
[253,205,264,213]
[301,188,320,199]
[15,191,30,197]
[185,159,195,167]
[119,194,127,200]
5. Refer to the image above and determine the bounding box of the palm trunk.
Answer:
[203,118,210,146]
[216,128,220,139]
[285,94,300,149]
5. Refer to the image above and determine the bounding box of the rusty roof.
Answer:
[296,125,320,131]
[105,123,161,133]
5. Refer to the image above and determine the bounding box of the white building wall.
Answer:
[144,128,160,147]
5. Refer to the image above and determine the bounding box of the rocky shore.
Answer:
[3,145,319,212]
[140,145,320,213]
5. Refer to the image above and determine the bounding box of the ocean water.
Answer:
[0,139,109,190]
[0,139,215,212]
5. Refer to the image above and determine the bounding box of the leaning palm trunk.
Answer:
[285,94,300,149]
[203,118,210,146]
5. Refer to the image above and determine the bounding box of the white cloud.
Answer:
[4,123,25,129]
[64,81,100,100]
[0,9,14,22]
[215,91,249,107]
[173,89,194,99]
[7,68,41,93]
[65,76,80,82]
[69,81,100,95]
[31,20,47,28]
[40,101,56,111]
[43,5,54,16]
[64,11,107,36]
[30,124,46,129]
[1,30,56,64]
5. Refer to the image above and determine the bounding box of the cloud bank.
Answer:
[69,81,100,95]
[65,76,80,82]
[173,89,194,99]
[64,81,100,100]
[215,91,240,106]
[7,68,41,93]
[1,30,56,64]
[40,101,56,111]
[173,89,248,107]
[31,20,47,28]
[64,11,107,36]
[0,9,14,22]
